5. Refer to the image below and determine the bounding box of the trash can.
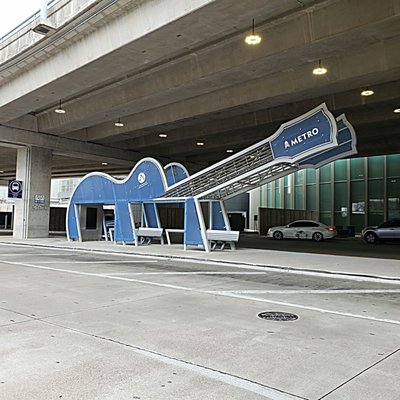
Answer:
[347,225,355,237]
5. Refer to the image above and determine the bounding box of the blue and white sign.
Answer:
[270,104,337,161]
[34,194,46,204]
[8,180,23,199]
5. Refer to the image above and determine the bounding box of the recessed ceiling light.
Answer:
[361,89,374,96]
[159,133,168,138]
[245,19,262,45]
[101,162,108,166]
[0,170,4,173]
[394,108,400,113]
[196,141,205,146]
[312,60,327,75]
[226,149,234,153]
[114,118,124,127]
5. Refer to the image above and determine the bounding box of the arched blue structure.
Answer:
[67,104,358,251]
[164,162,189,186]
[67,158,168,242]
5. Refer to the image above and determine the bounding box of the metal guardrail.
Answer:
[0,0,62,43]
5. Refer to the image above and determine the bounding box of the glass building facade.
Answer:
[257,154,400,233]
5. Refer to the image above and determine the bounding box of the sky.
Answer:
[0,0,42,38]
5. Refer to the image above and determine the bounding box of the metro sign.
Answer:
[270,104,338,162]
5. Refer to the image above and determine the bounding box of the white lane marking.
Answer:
[1,260,195,291]
[213,292,400,325]
[217,289,400,294]
[1,241,400,285]
[3,260,400,326]
[36,260,158,264]
[0,253,73,256]
[103,271,267,276]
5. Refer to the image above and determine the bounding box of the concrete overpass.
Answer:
[0,0,399,236]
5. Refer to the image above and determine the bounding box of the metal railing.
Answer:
[162,136,297,200]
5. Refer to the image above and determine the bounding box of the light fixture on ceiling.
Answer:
[114,118,124,127]
[361,88,374,96]
[394,108,400,113]
[32,22,56,35]
[0,170,4,173]
[54,99,66,114]
[101,162,108,166]
[196,141,205,146]
[159,133,168,138]
[226,149,234,153]
[312,60,327,76]
[245,19,262,45]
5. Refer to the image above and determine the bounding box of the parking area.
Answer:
[1,242,400,399]
[238,233,400,260]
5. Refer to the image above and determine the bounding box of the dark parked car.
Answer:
[361,218,400,244]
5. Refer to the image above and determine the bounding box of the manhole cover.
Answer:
[258,312,298,321]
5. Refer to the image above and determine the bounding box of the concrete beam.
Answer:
[113,80,400,151]
[0,0,216,122]
[89,38,400,144]
[32,0,400,138]
[0,124,142,165]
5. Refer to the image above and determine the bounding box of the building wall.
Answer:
[251,154,400,233]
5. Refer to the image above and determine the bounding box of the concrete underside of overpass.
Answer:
[0,0,399,179]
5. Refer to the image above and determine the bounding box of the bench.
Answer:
[136,227,164,245]
[206,229,240,250]
[165,228,185,245]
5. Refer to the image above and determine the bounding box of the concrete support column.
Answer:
[13,146,52,238]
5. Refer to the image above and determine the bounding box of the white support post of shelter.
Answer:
[194,198,210,252]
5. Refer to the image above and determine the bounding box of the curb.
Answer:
[2,240,400,284]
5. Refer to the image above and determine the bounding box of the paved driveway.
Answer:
[1,243,400,399]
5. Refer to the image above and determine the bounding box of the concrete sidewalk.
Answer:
[1,236,399,283]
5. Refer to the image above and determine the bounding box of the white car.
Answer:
[267,220,337,242]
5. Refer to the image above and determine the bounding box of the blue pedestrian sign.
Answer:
[8,180,23,199]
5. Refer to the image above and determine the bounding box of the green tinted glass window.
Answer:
[351,181,365,217]
[368,179,384,225]
[368,156,384,179]
[266,185,272,207]
[350,158,365,180]
[334,182,347,211]
[284,187,292,209]
[319,164,331,183]
[368,179,384,200]
[295,170,304,185]
[284,175,289,186]
[306,185,316,210]
[319,183,332,212]
[387,154,400,177]
[294,186,304,210]
[275,185,281,208]
[351,180,365,202]
[334,159,347,181]
[306,169,316,184]
[387,178,400,219]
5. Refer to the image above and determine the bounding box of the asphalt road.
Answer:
[1,243,400,400]
[238,233,400,260]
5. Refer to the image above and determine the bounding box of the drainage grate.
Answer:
[258,311,298,321]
